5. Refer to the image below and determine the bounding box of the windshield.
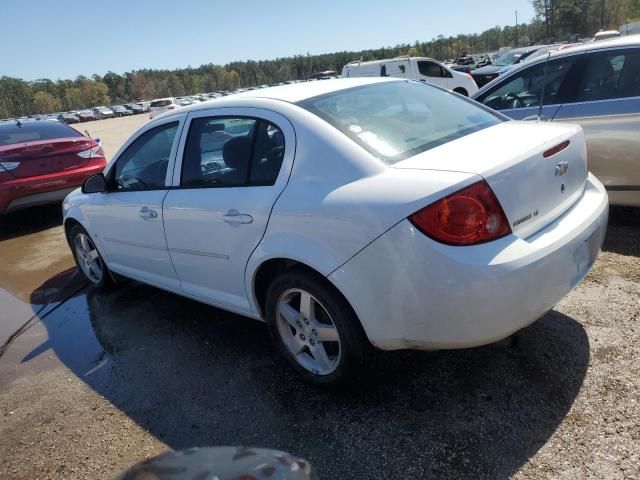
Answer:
[0,121,82,146]
[494,50,525,66]
[299,81,502,164]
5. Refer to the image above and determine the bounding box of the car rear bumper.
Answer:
[329,173,609,351]
[0,158,106,214]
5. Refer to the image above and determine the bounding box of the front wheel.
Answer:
[69,224,113,289]
[265,270,373,386]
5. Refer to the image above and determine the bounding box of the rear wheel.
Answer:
[265,270,373,386]
[453,87,468,96]
[69,224,113,289]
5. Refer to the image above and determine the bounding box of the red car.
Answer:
[0,120,107,214]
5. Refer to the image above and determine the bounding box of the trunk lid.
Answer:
[393,121,588,239]
[0,138,96,178]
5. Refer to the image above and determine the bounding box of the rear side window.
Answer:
[0,121,82,146]
[299,81,501,164]
[418,61,443,77]
[151,100,172,108]
[181,117,284,187]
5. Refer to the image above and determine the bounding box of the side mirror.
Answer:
[82,173,107,194]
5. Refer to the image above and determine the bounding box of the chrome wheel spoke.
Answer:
[299,291,314,322]
[284,335,305,356]
[80,234,91,254]
[310,344,333,371]
[314,324,339,342]
[279,302,300,329]
[75,233,103,284]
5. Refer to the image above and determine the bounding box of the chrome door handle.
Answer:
[223,210,253,224]
[138,206,157,219]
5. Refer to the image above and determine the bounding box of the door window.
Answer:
[113,121,178,191]
[477,57,574,110]
[181,117,284,187]
[418,61,444,77]
[573,50,640,102]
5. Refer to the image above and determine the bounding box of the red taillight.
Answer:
[167,105,176,110]
[543,140,570,158]
[409,180,511,246]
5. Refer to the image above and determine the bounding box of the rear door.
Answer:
[163,108,294,313]
[552,47,640,192]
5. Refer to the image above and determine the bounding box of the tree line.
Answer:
[1,0,638,118]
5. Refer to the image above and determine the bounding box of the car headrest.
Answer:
[223,136,251,170]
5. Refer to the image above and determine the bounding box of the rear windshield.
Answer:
[0,121,82,147]
[151,99,172,107]
[298,81,502,164]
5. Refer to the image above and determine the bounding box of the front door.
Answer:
[90,119,183,290]
[163,108,294,313]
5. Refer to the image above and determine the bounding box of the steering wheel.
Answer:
[503,91,524,109]
[201,162,222,174]
[117,173,148,189]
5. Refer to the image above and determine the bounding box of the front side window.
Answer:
[478,57,575,110]
[181,117,285,187]
[113,121,178,190]
[418,61,443,77]
[299,81,502,164]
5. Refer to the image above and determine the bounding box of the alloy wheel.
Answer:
[74,232,103,284]
[276,288,341,375]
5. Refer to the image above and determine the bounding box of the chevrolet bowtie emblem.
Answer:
[555,161,569,177]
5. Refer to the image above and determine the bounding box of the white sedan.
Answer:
[63,78,608,385]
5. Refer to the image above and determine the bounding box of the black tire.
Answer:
[453,87,468,96]
[68,224,113,289]
[265,269,374,386]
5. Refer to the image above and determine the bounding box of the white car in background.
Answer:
[342,56,479,96]
[149,97,180,119]
[63,78,607,386]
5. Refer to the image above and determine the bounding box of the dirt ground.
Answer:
[0,115,638,479]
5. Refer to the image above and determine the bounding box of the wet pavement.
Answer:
[0,205,639,479]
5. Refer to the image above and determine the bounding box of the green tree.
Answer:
[32,91,61,113]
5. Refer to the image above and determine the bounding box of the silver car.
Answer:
[473,35,640,207]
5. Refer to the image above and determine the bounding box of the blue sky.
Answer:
[0,0,535,80]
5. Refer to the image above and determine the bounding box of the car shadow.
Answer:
[602,206,640,257]
[24,273,590,479]
[0,204,64,241]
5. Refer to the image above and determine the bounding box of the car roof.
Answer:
[545,33,639,58]
[475,34,640,97]
[179,77,402,115]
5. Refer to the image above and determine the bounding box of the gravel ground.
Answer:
[0,208,637,479]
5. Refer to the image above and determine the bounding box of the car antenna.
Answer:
[537,52,551,122]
